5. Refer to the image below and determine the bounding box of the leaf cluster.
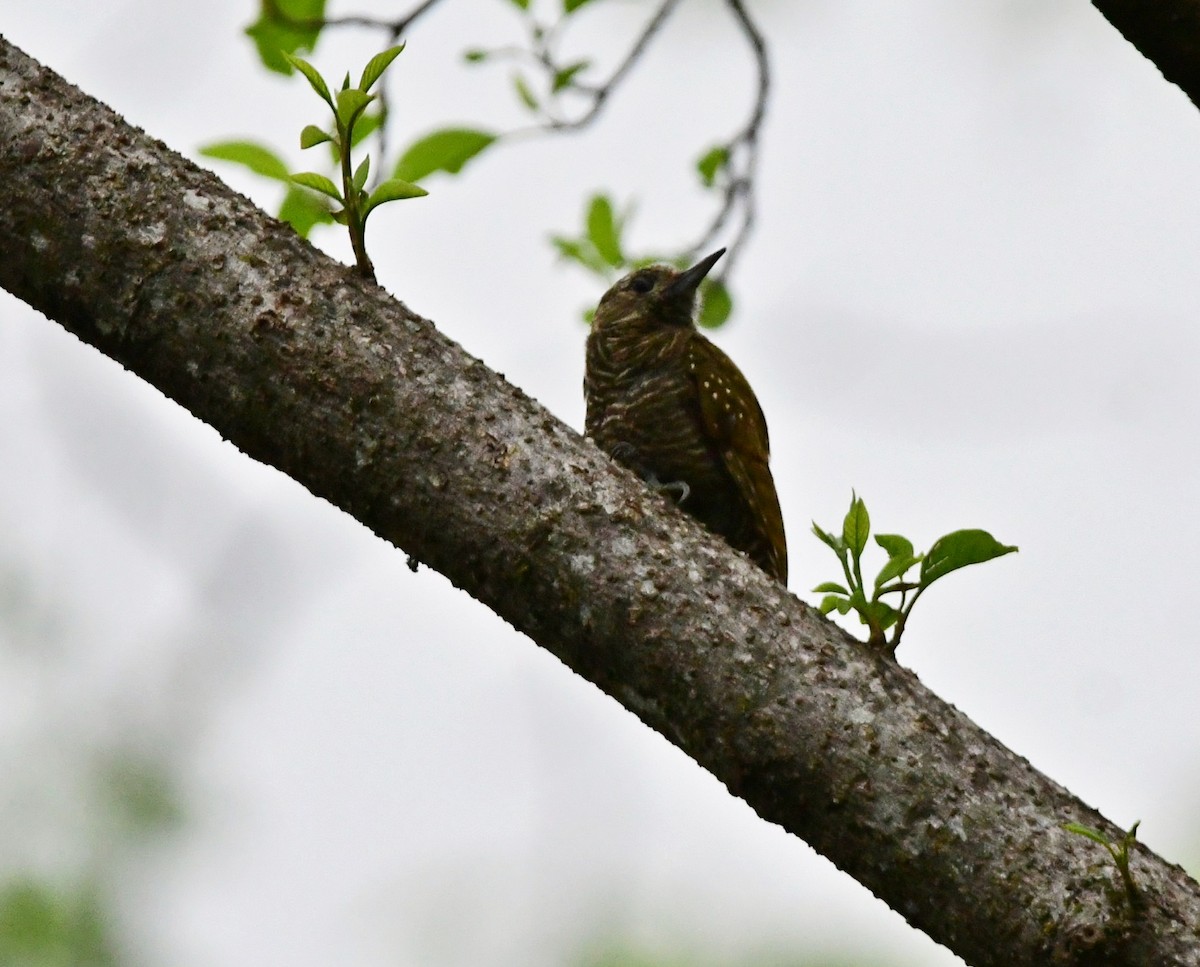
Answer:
[464,0,598,122]
[203,124,497,241]
[205,0,757,319]
[285,46,428,277]
[813,493,1017,654]
[553,193,732,328]
[203,35,500,264]
[245,0,327,75]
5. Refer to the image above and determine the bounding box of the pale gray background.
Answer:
[3,2,1199,965]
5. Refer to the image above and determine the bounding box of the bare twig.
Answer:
[543,0,684,131]
[690,0,770,277]
[502,0,770,275]
[477,0,683,132]
[263,0,442,35]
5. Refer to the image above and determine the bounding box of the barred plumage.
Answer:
[584,249,787,584]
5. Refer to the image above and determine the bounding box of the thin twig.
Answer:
[542,0,684,132]
[691,0,770,276]
[491,0,682,144]
[264,0,442,35]
[263,0,771,286]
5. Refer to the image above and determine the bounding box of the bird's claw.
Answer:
[651,477,690,505]
[604,443,689,505]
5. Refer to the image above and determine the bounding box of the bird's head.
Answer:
[591,248,725,332]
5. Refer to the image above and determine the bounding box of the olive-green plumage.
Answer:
[584,249,787,584]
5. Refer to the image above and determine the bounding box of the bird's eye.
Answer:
[629,274,655,294]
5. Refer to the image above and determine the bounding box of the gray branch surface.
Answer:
[2,34,1199,967]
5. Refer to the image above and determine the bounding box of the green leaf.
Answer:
[564,0,596,10]
[847,585,870,613]
[393,128,498,183]
[697,279,732,329]
[696,145,729,187]
[842,494,870,557]
[290,171,342,200]
[0,878,115,964]
[874,553,921,589]
[278,186,334,237]
[920,529,1018,586]
[1063,822,1111,846]
[370,178,428,202]
[875,533,914,560]
[632,253,675,269]
[513,73,539,112]
[335,88,374,132]
[363,178,428,219]
[102,754,183,832]
[552,60,590,92]
[283,53,333,108]
[464,49,489,64]
[349,111,383,149]
[244,0,325,75]
[549,236,610,276]
[865,599,900,632]
[811,521,845,554]
[299,124,333,149]
[507,0,530,8]
[352,155,370,193]
[200,140,291,180]
[586,195,623,267]
[359,43,405,92]
[812,581,850,595]
[818,595,852,616]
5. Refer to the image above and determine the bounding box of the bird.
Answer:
[584,248,787,584]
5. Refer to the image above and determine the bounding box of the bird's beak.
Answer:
[667,248,725,300]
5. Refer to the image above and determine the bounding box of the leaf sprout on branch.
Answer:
[812,493,1017,655]
[1064,819,1143,910]
[204,0,771,320]
[284,45,427,280]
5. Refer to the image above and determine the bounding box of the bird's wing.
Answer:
[688,337,788,583]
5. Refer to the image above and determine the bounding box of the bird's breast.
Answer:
[585,331,725,491]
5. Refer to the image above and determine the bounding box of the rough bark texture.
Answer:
[1092,0,1200,110]
[2,33,1199,967]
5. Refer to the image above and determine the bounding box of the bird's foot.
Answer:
[647,476,690,505]
[604,444,690,504]
[608,442,638,464]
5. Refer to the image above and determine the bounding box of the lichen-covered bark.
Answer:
[2,34,1199,967]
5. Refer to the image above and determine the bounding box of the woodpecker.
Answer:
[584,249,787,583]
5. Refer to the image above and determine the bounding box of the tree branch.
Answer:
[690,0,769,276]
[2,35,1199,967]
[540,0,683,131]
[1091,0,1200,109]
[262,0,442,36]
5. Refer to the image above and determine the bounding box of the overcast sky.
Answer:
[3,2,1200,965]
